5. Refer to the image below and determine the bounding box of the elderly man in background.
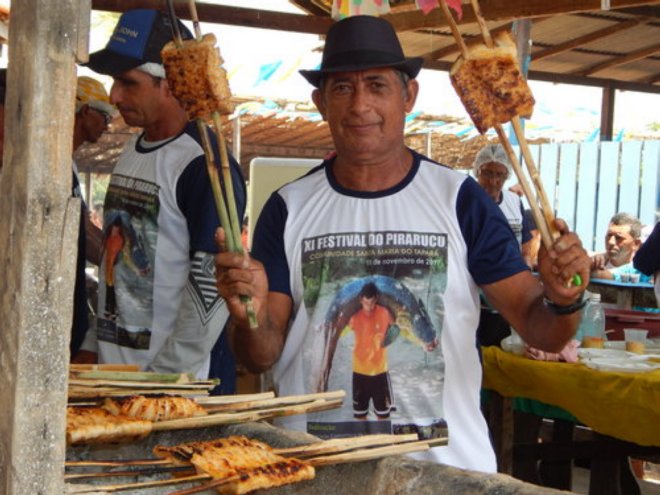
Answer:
[75,9,246,382]
[214,15,590,473]
[472,144,535,347]
[591,212,650,283]
[473,144,533,266]
[70,76,115,357]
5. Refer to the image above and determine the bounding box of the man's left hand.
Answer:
[537,218,590,305]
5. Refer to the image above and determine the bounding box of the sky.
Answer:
[78,0,659,141]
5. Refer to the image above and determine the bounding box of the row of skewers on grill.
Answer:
[66,432,447,494]
[67,389,346,446]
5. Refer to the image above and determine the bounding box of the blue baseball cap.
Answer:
[86,9,192,76]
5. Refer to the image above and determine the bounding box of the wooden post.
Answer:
[0,0,90,493]
[600,83,615,141]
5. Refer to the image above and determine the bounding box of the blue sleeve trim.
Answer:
[520,201,532,244]
[456,177,529,285]
[251,193,291,296]
[633,222,660,275]
[177,124,246,256]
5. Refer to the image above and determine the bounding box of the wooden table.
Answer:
[588,278,656,310]
[481,346,660,495]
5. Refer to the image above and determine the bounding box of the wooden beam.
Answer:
[420,22,513,62]
[91,0,333,34]
[575,42,660,76]
[240,143,330,159]
[289,0,331,17]
[0,0,85,493]
[600,83,615,141]
[638,72,660,85]
[532,18,641,61]
[382,0,659,32]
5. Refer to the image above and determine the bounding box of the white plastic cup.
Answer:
[629,273,641,284]
[620,273,631,283]
[624,328,648,354]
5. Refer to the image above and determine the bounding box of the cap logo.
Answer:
[106,9,156,59]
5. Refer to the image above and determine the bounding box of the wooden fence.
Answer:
[511,140,659,252]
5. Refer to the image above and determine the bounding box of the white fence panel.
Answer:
[513,141,657,252]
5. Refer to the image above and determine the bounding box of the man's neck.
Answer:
[332,147,413,192]
[143,107,188,142]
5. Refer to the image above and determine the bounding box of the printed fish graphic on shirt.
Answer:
[316,274,438,392]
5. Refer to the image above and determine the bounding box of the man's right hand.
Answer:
[214,227,292,373]
[214,227,269,329]
[590,252,608,270]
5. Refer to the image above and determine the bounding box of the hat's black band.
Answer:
[322,50,407,71]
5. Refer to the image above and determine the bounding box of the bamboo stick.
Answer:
[493,125,553,249]
[307,439,433,466]
[438,0,554,249]
[65,465,193,480]
[66,459,172,468]
[179,0,258,328]
[275,433,419,457]
[68,379,217,390]
[66,473,210,494]
[69,364,140,372]
[151,398,343,431]
[466,0,559,247]
[194,391,275,405]
[167,474,240,495]
[73,371,194,383]
[68,388,208,399]
[203,389,346,413]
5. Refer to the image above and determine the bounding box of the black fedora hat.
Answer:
[299,15,423,88]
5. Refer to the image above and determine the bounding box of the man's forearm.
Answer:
[229,314,286,374]
[521,295,583,352]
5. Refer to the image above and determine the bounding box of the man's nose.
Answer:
[350,85,370,111]
[109,83,120,105]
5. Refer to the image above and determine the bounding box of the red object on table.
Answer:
[604,308,660,340]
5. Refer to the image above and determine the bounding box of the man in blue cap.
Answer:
[215,15,590,472]
[75,9,245,388]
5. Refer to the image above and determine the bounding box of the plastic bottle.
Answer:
[577,292,607,348]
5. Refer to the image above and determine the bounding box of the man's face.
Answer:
[109,69,164,128]
[81,106,110,144]
[312,67,418,164]
[360,296,377,314]
[605,223,640,266]
[477,162,508,202]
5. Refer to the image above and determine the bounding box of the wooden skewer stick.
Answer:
[66,459,172,468]
[182,0,259,328]
[439,0,554,249]
[187,0,203,40]
[66,473,210,494]
[467,0,560,247]
[194,391,275,405]
[151,398,343,431]
[64,465,194,480]
[493,125,553,249]
[275,433,420,457]
[307,439,434,466]
[167,474,241,495]
[203,389,346,413]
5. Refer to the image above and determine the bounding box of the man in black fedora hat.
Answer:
[215,15,590,472]
[74,9,246,391]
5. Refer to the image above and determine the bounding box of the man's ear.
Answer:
[404,79,419,113]
[311,89,326,121]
